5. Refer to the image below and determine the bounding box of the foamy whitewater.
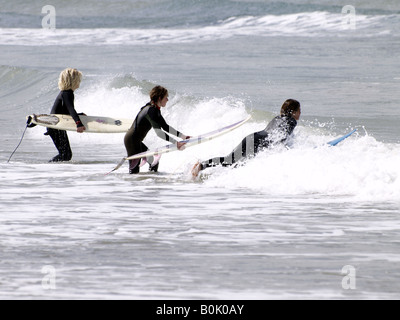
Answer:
[1,0,400,300]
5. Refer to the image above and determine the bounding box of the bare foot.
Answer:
[191,161,201,178]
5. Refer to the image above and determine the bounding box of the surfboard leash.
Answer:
[7,116,35,163]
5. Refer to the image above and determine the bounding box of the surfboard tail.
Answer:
[105,157,127,175]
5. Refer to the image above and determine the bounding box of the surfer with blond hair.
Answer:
[45,68,86,162]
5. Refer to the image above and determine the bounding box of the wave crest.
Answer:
[0,11,395,46]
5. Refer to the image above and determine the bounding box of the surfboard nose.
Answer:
[26,115,37,128]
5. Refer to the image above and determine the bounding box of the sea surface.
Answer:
[1,0,400,300]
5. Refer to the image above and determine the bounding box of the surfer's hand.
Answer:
[77,126,86,133]
[177,141,187,150]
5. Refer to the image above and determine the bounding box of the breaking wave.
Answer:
[0,11,397,46]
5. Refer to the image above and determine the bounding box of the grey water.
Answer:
[1,0,400,299]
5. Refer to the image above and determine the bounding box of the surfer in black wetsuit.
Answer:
[191,99,301,177]
[45,68,86,162]
[124,86,190,174]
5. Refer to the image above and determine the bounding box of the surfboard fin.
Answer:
[151,154,162,167]
[105,157,126,175]
[139,158,148,167]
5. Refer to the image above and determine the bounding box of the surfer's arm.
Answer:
[166,125,190,139]
[156,113,186,139]
[151,123,187,150]
[61,91,85,131]
[146,109,180,143]
[146,114,178,144]
[153,127,178,144]
[164,124,190,149]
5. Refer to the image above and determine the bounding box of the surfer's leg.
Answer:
[126,142,151,174]
[192,152,234,177]
[124,134,143,174]
[60,131,73,161]
[129,159,140,174]
[47,129,72,162]
[139,143,160,172]
[192,135,254,177]
[128,151,141,174]
[192,154,234,177]
[149,154,161,172]
[223,133,256,166]
[201,135,249,169]
[191,161,202,178]
[191,155,229,178]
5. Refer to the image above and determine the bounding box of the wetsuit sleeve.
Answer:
[262,116,297,145]
[285,118,297,137]
[277,117,297,144]
[62,91,84,127]
[146,108,183,144]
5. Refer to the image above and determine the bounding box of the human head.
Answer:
[281,99,301,120]
[58,68,83,91]
[150,86,169,107]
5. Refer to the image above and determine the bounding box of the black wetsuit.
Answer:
[46,90,83,162]
[201,115,297,169]
[124,103,186,174]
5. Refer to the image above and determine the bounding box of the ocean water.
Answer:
[1,0,400,300]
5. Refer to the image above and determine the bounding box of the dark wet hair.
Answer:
[150,86,168,104]
[281,99,300,117]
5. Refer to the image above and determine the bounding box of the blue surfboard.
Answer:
[327,129,357,146]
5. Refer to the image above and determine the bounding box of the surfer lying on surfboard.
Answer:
[124,86,191,174]
[43,68,86,162]
[191,99,301,177]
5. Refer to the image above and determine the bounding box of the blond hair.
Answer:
[58,68,82,91]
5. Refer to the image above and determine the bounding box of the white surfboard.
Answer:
[107,116,251,174]
[27,114,133,133]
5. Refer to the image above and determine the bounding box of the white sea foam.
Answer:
[0,12,395,46]
[24,78,400,203]
[84,80,400,202]
[2,2,400,301]
[202,134,400,201]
